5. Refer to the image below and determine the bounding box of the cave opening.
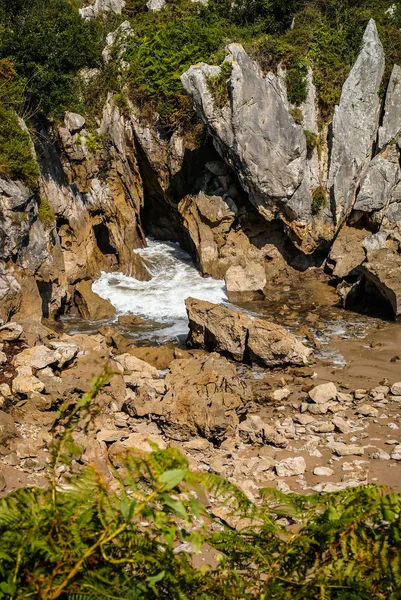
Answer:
[93,223,118,256]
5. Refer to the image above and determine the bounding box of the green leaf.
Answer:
[162,495,188,520]
[158,469,186,491]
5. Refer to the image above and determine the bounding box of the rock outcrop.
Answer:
[79,0,125,20]
[185,298,312,366]
[328,20,385,226]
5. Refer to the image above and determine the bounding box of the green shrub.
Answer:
[0,105,39,188]
[290,106,303,124]
[312,185,328,214]
[38,197,55,226]
[304,129,319,153]
[0,372,401,599]
[206,62,233,109]
[0,0,105,118]
[85,133,103,154]
[286,57,309,105]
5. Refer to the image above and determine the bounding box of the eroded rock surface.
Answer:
[328,20,385,225]
[185,298,311,366]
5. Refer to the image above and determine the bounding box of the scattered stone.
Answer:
[369,448,391,460]
[275,456,306,477]
[328,442,365,457]
[354,389,367,400]
[309,382,337,404]
[12,372,45,396]
[272,388,292,402]
[0,322,23,342]
[390,445,401,460]
[302,402,331,415]
[239,415,288,448]
[391,382,401,396]
[0,411,17,445]
[313,466,334,477]
[357,404,379,417]
[293,413,315,426]
[14,346,58,370]
[309,421,335,434]
[388,423,399,430]
[332,416,351,434]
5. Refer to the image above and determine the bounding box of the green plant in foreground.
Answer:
[0,371,400,599]
[37,197,55,226]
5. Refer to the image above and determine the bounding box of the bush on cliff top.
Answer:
[0,372,400,599]
[119,0,401,128]
[0,60,39,187]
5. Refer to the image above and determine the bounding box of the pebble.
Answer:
[309,382,337,404]
[313,466,334,476]
[354,389,367,400]
[332,416,351,434]
[356,404,379,417]
[388,423,399,430]
[390,445,401,460]
[390,382,401,396]
[272,388,292,401]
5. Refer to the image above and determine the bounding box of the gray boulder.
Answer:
[353,151,400,214]
[328,20,385,226]
[64,112,85,134]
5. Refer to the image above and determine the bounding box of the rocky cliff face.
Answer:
[180,21,397,257]
[3,15,401,322]
[0,95,149,322]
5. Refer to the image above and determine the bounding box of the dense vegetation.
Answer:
[0,373,400,599]
[1,0,401,184]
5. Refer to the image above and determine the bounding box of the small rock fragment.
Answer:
[309,382,337,404]
[313,466,334,477]
[275,456,306,477]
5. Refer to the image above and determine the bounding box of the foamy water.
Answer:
[92,239,227,342]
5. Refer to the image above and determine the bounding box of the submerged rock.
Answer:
[185,297,312,366]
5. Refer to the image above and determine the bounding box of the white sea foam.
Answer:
[92,239,227,342]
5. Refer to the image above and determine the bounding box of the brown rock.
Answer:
[186,298,311,367]
[225,263,266,301]
[0,411,17,445]
[74,280,116,321]
[128,352,250,443]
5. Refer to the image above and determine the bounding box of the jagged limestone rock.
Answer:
[79,0,125,19]
[146,0,166,9]
[378,64,401,150]
[328,19,385,226]
[102,20,133,64]
[354,151,400,214]
[181,44,306,223]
